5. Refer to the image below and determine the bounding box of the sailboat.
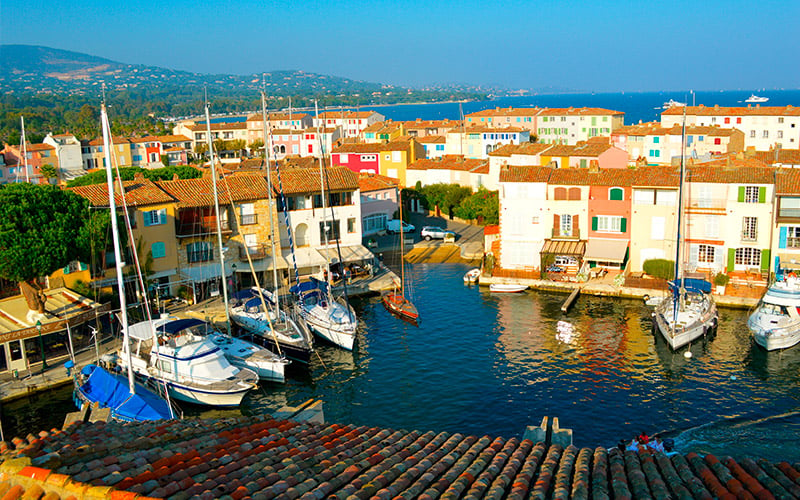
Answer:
[228,88,315,364]
[72,102,175,422]
[651,110,718,350]
[382,191,419,323]
[290,100,358,351]
[200,97,290,381]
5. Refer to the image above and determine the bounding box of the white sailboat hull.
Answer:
[208,332,288,382]
[162,379,253,407]
[653,293,717,349]
[300,301,356,351]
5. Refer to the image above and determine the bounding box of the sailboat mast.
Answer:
[100,104,135,394]
[676,107,687,289]
[314,100,332,282]
[261,88,281,311]
[20,116,29,183]
[399,189,405,295]
[204,99,232,334]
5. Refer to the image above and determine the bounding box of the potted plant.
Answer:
[713,273,730,295]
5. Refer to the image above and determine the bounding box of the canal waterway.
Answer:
[3,263,799,460]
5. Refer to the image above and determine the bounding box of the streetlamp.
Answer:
[36,320,48,373]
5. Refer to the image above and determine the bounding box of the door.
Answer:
[8,340,26,373]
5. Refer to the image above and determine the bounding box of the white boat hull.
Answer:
[464,268,480,284]
[490,284,527,293]
[748,280,800,351]
[208,333,288,382]
[302,305,356,351]
[163,379,253,407]
[653,293,717,349]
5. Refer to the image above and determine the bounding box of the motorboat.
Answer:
[663,99,686,109]
[652,279,718,350]
[745,94,769,103]
[182,319,290,382]
[748,277,800,350]
[464,268,480,284]
[489,283,528,293]
[291,278,357,351]
[230,287,315,364]
[121,316,259,407]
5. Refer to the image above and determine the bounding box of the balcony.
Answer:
[176,217,231,238]
[741,231,758,242]
[239,244,269,260]
[552,228,580,239]
[187,249,214,264]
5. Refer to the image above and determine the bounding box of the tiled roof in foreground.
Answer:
[1,415,800,499]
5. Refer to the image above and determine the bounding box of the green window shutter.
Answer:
[63,265,71,275]
[620,218,627,233]
[592,217,598,231]
[758,186,766,203]
[761,249,770,271]
[727,248,736,272]
[738,186,745,202]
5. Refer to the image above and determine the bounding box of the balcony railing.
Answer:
[240,213,258,226]
[187,249,214,263]
[741,231,757,242]
[239,244,268,260]
[176,218,231,238]
[552,228,580,239]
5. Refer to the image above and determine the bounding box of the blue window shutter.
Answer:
[152,242,166,259]
[79,262,88,271]
[159,209,167,225]
[779,227,788,249]
[63,265,70,275]
[143,211,152,227]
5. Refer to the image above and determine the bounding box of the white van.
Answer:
[387,219,415,234]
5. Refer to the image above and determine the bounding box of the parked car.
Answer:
[387,219,415,234]
[421,226,456,241]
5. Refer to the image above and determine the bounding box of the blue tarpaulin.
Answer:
[668,278,712,294]
[77,364,172,422]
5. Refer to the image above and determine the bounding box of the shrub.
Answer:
[713,273,730,286]
[643,259,675,281]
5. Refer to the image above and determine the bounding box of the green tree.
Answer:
[66,165,201,187]
[0,184,89,312]
[249,139,264,157]
[39,164,59,184]
[419,183,472,216]
[160,154,170,167]
[454,188,499,224]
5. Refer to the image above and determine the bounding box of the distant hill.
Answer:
[0,44,482,105]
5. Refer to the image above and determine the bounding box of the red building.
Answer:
[331,143,384,174]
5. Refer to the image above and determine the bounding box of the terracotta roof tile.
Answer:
[246,112,309,122]
[2,416,796,500]
[685,165,776,184]
[156,173,270,207]
[157,135,192,143]
[416,135,446,144]
[466,106,542,118]
[23,143,56,152]
[408,155,487,172]
[499,165,554,183]
[358,173,399,192]
[614,122,740,137]
[662,104,800,116]
[88,137,131,146]
[543,142,614,158]
[333,143,386,154]
[550,167,638,186]
[489,143,553,157]
[774,168,800,194]
[69,177,175,207]
[318,111,379,119]
[537,107,624,116]
[400,118,462,130]
[185,122,247,132]
[753,149,800,165]
[275,165,359,194]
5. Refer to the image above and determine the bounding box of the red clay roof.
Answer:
[466,106,542,118]
[317,110,380,119]
[246,112,309,122]
[499,165,554,183]
[275,165,359,194]
[69,176,175,207]
[156,173,270,207]
[358,172,399,192]
[408,155,487,172]
[662,104,800,116]
[489,143,553,157]
[538,107,624,116]
[614,123,740,137]
[753,149,800,165]
[416,135,446,144]
[333,143,386,154]
[401,118,462,129]
[185,122,247,132]
[776,168,800,194]
[685,165,776,184]
[3,415,799,500]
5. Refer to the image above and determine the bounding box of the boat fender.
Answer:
[643,294,650,303]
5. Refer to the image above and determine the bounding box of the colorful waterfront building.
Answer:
[361,120,404,143]
[611,121,745,165]
[661,104,800,152]
[444,126,529,159]
[313,110,385,139]
[406,155,488,191]
[400,118,461,137]
[358,173,399,236]
[417,135,446,158]
[331,143,383,175]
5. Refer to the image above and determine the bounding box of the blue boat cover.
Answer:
[290,277,328,296]
[77,364,172,421]
[231,288,258,300]
[156,318,206,335]
[668,278,712,294]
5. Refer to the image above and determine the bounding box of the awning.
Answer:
[778,253,800,270]
[292,246,329,270]
[540,239,586,257]
[147,269,177,280]
[234,253,290,273]
[584,239,629,263]
[317,244,375,264]
[178,261,234,283]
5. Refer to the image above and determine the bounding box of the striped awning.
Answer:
[540,239,586,257]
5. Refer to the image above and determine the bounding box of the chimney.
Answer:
[133,172,145,181]
[173,173,180,181]
[589,160,600,173]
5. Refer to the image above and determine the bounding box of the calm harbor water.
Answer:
[6,263,798,460]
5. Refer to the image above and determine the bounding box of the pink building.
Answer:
[331,143,383,174]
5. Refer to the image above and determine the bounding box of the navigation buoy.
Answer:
[730,375,737,381]
[684,351,693,359]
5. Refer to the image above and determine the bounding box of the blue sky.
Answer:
[2,0,798,92]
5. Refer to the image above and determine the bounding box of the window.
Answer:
[724,117,730,124]
[609,187,624,201]
[554,187,567,200]
[714,138,721,145]
[568,187,581,200]
[319,219,341,242]
[734,247,760,266]
[778,131,783,139]
[763,130,769,138]
[340,153,348,163]
[653,137,660,144]
[595,215,624,232]
[786,226,800,248]
[560,214,572,236]
[712,117,717,123]
[187,241,213,263]
[779,117,784,124]
[736,117,742,124]
[143,208,167,226]
[347,217,356,233]
[750,130,756,138]
[698,244,715,264]
[151,242,166,259]
[742,217,758,240]
[435,144,445,151]
[240,203,256,225]
[742,186,760,203]
[634,189,655,205]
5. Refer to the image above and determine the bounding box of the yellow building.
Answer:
[378,138,425,187]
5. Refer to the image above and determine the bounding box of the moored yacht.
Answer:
[291,278,357,351]
[652,279,718,349]
[745,94,769,103]
[748,276,800,350]
[121,317,259,407]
